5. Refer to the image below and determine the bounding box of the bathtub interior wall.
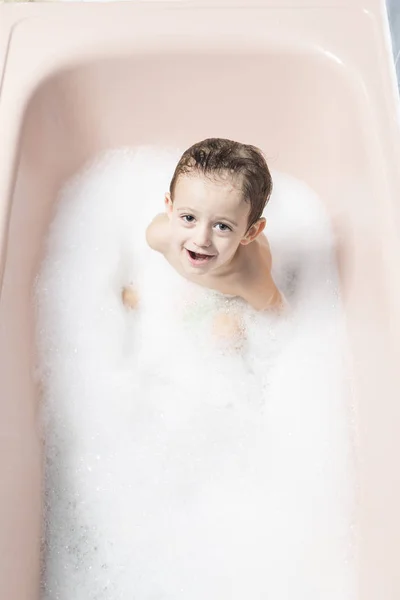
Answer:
[1,48,400,599]
[7,52,389,285]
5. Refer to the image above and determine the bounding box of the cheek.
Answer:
[171,222,189,243]
[170,218,182,233]
[214,236,238,255]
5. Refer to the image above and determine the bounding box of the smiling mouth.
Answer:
[186,248,215,265]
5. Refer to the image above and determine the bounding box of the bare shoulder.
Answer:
[236,236,283,312]
[256,233,272,270]
[145,213,170,254]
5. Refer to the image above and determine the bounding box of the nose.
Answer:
[193,226,212,248]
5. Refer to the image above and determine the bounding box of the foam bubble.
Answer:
[36,146,356,599]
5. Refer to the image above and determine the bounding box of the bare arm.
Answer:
[122,286,139,309]
[145,212,171,254]
[237,239,285,312]
[239,272,284,312]
[121,213,171,310]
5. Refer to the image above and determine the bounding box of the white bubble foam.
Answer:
[36,146,356,600]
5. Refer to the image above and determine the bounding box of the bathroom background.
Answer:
[387,0,400,88]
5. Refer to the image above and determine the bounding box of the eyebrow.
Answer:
[177,207,238,228]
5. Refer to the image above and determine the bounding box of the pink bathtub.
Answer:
[1,0,400,598]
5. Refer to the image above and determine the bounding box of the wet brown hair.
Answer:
[169,138,273,229]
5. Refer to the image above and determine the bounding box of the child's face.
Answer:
[165,174,263,275]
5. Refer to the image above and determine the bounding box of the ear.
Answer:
[164,192,173,216]
[240,217,266,245]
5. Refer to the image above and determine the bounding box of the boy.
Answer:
[122,138,284,337]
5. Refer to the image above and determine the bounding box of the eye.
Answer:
[215,222,232,232]
[181,215,195,223]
